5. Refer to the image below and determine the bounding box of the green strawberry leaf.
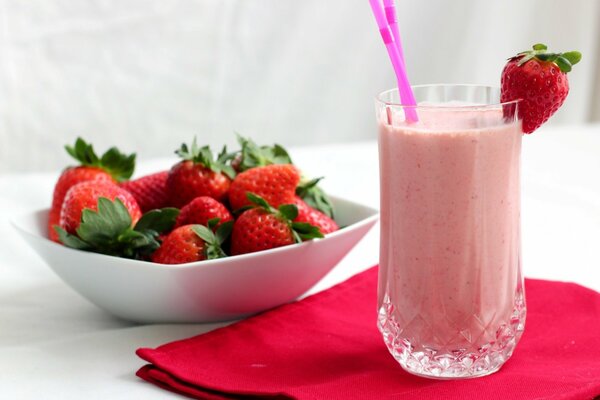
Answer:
[207,218,221,231]
[271,144,292,164]
[65,137,100,165]
[555,56,572,73]
[296,177,335,218]
[217,145,237,164]
[55,226,92,250]
[99,147,136,182]
[246,192,273,212]
[562,51,582,66]
[192,224,216,244]
[134,207,180,233]
[176,138,236,179]
[77,198,132,244]
[192,224,229,260]
[236,134,293,172]
[536,52,558,62]
[64,137,135,182]
[278,204,298,221]
[291,222,324,241]
[291,230,302,244]
[215,220,233,245]
[532,43,547,51]
[220,164,237,180]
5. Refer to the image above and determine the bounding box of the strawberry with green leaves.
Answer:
[152,219,233,264]
[59,181,142,235]
[231,193,323,255]
[501,43,581,134]
[230,135,335,218]
[167,139,236,208]
[228,164,300,211]
[120,171,170,212]
[174,196,233,229]
[56,197,179,260]
[49,137,136,242]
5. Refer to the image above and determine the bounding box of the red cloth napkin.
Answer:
[136,267,600,400]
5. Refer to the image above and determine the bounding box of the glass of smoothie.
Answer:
[376,84,525,379]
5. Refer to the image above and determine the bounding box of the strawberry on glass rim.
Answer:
[501,43,581,134]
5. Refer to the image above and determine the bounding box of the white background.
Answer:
[0,0,598,172]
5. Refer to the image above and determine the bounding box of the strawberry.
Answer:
[293,196,339,234]
[174,196,233,229]
[59,181,142,235]
[232,135,335,217]
[167,139,235,208]
[228,164,300,211]
[48,138,136,242]
[501,43,581,134]
[56,198,179,259]
[120,171,169,212]
[152,220,233,264]
[230,193,323,255]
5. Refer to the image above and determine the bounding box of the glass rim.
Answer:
[376,84,521,109]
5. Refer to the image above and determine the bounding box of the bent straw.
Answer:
[383,0,404,65]
[369,0,418,122]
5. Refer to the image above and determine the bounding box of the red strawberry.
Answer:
[120,171,169,212]
[48,138,135,242]
[174,196,233,229]
[152,221,232,264]
[56,199,178,260]
[230,193,323,255]
[293,196,338,234]
[228,164,300,211]
[167,140,235,208]
[59,181,142,235]
[501,43,581,134]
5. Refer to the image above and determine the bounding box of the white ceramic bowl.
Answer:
[12,196,378,323]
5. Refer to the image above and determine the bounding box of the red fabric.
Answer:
[136,267,600,400]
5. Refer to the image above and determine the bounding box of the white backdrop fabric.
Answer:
[0,0,598,172]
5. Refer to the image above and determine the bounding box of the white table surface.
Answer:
[1,124,599,399]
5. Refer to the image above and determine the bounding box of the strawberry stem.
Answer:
[64,137,136,182]
[175,138,236,179]
[234,134,293,172]
[515,43,581,73]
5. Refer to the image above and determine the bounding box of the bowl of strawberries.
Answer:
[12,136,378,323]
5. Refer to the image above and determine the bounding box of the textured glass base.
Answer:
[378,292,526,379]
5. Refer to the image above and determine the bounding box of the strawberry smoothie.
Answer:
[377,95,525,378]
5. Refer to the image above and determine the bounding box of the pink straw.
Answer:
[383,0,405,66]
[369,0,418,122]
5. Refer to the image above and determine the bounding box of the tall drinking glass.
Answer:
[376,85,525,379]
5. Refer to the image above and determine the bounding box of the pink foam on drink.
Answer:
[378,105,522,349]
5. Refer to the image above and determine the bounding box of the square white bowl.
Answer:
[12,196,378,323]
